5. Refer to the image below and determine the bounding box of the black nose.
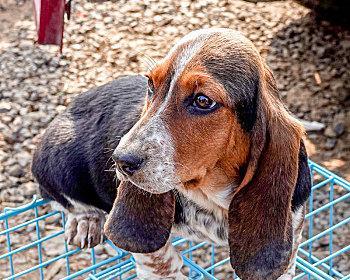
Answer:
[113,153,144,176]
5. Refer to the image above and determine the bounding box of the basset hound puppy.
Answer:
[32,28,311,280]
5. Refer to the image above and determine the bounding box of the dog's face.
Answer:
[114,29,259,196]
[107,29,306,279]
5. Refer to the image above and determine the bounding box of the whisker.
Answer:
[103,148,115,154]
[143,55,157,69]
[138,52,158,72]
[104,169,116,172]
[105,155,114,168]
[161,160,191,173]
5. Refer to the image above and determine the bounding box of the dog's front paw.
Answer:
[65,211,106,249]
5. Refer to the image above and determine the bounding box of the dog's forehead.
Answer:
[158,29,216,88]
[166,28,249,60]
[166,28,218,58]
[155,29,256,85]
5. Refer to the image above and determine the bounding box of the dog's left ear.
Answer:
[228,67,304,279]
[104,181,175,253]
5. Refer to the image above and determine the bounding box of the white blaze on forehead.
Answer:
[162,28,249,98]
[164,29,223,97]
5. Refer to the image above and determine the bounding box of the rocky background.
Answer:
[0,0,349,279]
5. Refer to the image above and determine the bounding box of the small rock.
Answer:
[340,39,350,49]
[8,165,24,177]
[0,101,11,113]
[128,53,138,62]
[43,237,65,257]
[324,138,337,150]
[46,259,65,280]
[26,221,46,232]
[335,84,350,102]
[17,151,32,167]
[318,235,330,247]
[333,123,345,137]
[104,243,120,256]
[93,245,104,255]
[22,181,38,197]
[45,214,61,225]
[3,131,15,144]
[324,126,336,138]
[141,25,153,35]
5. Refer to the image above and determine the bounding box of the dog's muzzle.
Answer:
[111,115,179,194]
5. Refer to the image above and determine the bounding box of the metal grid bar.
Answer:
[0,161,349,280]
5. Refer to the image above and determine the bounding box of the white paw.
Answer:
[65,211,106,249]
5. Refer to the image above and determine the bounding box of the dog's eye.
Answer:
[147,78,155,96]
[192,94,216,110]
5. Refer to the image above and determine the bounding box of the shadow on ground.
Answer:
[267,12,350,180]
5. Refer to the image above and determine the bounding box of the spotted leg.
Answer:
[132,240,186,280]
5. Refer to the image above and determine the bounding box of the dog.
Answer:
[32,28,311,280]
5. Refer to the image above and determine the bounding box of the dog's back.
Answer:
[32,75,147,212]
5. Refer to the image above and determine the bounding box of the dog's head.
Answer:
[105,28,304,279]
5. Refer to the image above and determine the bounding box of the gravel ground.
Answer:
[0,0,349,279]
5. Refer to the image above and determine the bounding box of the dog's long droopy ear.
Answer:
[228,68,304,280]
[104,181,175,253]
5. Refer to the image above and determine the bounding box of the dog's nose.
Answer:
[113,153,144,176]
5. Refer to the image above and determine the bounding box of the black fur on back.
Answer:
[32,75,147,212]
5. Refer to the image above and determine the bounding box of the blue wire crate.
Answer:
[1,161,349,279]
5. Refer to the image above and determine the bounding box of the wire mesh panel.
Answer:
[294,162,350,280]
[0,161,349,280]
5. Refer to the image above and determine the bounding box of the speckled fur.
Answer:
[114,116,179,194]
[132,240,185,279]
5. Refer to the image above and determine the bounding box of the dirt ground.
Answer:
[0,0,349,278]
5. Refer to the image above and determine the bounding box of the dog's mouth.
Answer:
[115,168,175,194]
[115,161,207,193]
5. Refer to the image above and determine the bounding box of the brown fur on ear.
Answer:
[104,181,175,253]
[228,66,304,280]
